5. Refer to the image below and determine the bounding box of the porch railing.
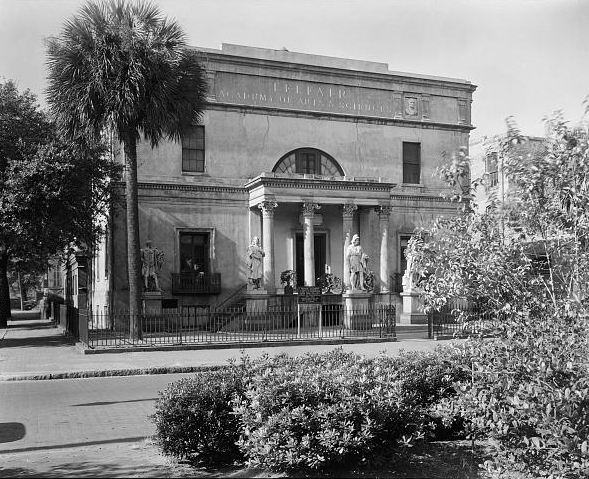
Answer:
[83,303,396,349]
[171,273,221,294]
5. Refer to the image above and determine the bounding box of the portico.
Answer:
[246,172,395,291]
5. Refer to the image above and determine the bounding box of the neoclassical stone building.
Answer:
[90,44,476,319]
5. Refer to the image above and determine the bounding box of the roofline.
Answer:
[191,43,477,93]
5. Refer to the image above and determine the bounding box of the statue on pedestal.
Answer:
[247,236,265,290]
[402,232,425,292]
[141,240,164,292]
[346,234,370,291]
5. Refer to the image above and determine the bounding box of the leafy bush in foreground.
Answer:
[439,313,589,478]
[232,348,468,471]
[151,368,245,465]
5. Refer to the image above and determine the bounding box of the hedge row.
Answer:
[150,347,469,471]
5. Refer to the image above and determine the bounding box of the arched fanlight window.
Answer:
[273,148,344,176]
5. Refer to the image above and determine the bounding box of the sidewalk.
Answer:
[0,309,460,381]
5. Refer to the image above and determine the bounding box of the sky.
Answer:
[1,0,588,141]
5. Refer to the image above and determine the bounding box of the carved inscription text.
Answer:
[214,72,397,118]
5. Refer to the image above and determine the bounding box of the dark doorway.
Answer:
[295,233,326,286]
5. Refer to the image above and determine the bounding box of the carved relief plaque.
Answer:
[404,96,418,117]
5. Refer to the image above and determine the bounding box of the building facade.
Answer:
[470,134,546,214]
[90,44,476,321]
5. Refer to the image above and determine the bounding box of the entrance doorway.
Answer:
[295,233,326,286]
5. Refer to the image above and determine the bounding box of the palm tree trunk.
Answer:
[0,252,11,326]
[123,131,143,340]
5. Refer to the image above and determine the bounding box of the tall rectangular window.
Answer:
[182,126,205,173]
[485,152,498,187]
[402,142,421,184]
[179,232,209,274]
[52,267,62,288]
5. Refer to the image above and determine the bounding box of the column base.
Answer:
[400,291,428,324]
[245,291,268,313]
[342,291,372,329]
[142,291,163,314]
[399,312,428,324]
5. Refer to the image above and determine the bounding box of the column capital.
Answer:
[341,203,358,219]
[301,202,321,216]
[258,201,278,217]
[375,205,392,217]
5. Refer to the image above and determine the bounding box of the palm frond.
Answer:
[46,0,207,144]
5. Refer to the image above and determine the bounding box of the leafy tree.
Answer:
[0,80,119,326]
[412,115,589,477]
[46,0,207,337]
[0,81,52,322]
[412,115,589,318]
[8,260,45,306]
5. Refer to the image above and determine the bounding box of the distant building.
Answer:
[89,43,476,322]
[470,135,546,214]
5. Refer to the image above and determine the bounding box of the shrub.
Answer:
[150,367,245,465]
[232,348,468,471]
[386,349,471,440]
[441,313,589,478]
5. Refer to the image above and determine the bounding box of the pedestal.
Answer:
[399,291,428,324]
[142,291,163,314]
[342,291,372,329]
[245,289,268,313]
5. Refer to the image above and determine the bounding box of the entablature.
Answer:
[245,172,395,207]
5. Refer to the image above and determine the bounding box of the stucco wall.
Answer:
[136,111,470,192]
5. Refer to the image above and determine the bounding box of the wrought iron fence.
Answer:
[429,300,501,339]
[83,303,396,349]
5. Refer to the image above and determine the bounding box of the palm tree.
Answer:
[46,0,207,338]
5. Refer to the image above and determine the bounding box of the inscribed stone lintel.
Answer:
[215,72,453,122]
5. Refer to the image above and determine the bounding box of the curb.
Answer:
[79,336,398,354]
[0,364,226,382]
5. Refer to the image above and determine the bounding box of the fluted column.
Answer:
[375,206,392,293]
[341,204,357,291]
[302,202,321,286]
[258,201,278,292]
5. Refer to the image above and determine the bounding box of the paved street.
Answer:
[0,373,195,453]
[0,373,201,477]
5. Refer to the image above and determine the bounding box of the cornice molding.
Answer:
[390,194,454,203]
[114,182,247,195]
[194,50,477,93]
[246,175,396,193]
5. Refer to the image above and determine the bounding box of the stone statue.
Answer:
[402,249,415,292]
[141,240,164,292]
[247,236,265,289]
[346,234,369,291]
[402,233,425,292]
